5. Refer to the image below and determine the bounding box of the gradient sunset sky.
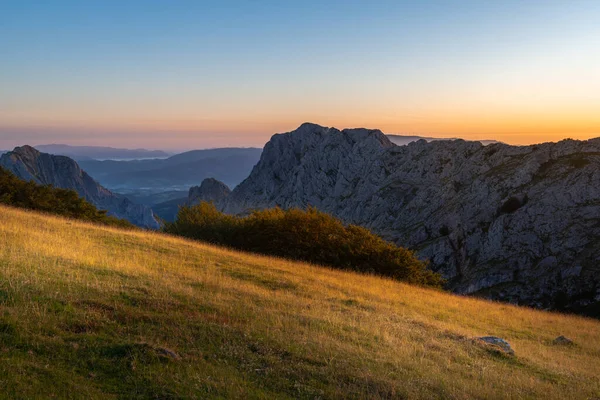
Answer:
[1,0,599,150]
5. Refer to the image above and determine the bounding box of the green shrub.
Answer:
[165,202,443,287]
[0,167,133,228]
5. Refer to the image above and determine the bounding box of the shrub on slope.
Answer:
[0,167,132,228]
[165,202,442,287]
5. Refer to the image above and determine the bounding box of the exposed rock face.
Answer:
[0,146,160,229]
[188,178,231,206]
[218,123,600,315]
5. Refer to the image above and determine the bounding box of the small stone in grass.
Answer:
[476,336,515,355]
[552,336,574,346]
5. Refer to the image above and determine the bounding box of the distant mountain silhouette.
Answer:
[35,144,170,160]
[78,148,263,191]
[387,134,499,146]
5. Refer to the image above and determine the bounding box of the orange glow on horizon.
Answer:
[2,105,599,149]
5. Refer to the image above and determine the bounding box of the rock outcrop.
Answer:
[215,123,600,315]
[552,336,575,346]
[188,178,231,206]
[0,146,160,229]
[475,337,515,355]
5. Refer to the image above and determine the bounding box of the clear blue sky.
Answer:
[1,0,599,150]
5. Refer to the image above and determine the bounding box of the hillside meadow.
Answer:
[0,205,599,399]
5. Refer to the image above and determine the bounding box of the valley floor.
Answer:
[0,205,599,399]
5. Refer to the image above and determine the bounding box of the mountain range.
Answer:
[191,123,600,315]
[34,144,171,160]
[78,147,263,192]
[387,134,500,147]
[0,145,265,224]
[0,146,159,229]
[3,127,598,314]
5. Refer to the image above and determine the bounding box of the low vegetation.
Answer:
[164,202,442,287]
[0,206,599,398]
[0,167,132,228]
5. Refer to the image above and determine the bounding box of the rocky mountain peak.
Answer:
[0,146,159,229]
[341,127,394,148]
[188,178,231,206]
[273,123,394,152]
[214,125,600,315]
[11,145,40,157]
[2,145,87,188]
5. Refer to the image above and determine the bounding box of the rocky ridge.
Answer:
[0,146,160,229]
[188,178,231,206]
[210,123,600,315]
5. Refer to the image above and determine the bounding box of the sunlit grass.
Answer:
[0,205,598,399]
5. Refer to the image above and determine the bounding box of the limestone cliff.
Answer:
[218,123,600,314]
[0,146,160,229]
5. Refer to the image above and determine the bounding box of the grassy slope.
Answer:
[0,206,599,399]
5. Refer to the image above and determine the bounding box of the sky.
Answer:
[1,0,599,151]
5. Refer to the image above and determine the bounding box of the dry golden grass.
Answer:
[0,204,599,399]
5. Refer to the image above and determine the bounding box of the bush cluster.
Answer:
[165,202,443,287]
[0,167,133,228]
